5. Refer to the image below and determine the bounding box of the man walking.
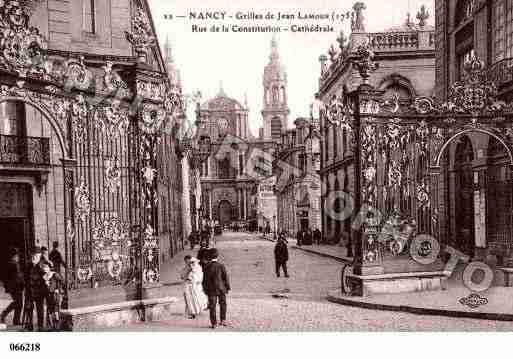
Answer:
[202,248,230,329]
[274,235,289,278]
[1,248,24,326]
[313,228,322,246]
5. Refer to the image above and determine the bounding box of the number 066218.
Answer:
[9,343,40,352]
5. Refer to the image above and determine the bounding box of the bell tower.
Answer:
[262,36,289,141]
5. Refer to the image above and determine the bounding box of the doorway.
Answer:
[218,200,233,225]
[0,218,29,275]
[0,182,33,272]
[454,136,475,257]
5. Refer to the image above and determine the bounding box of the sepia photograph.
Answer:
[0,0,512,356]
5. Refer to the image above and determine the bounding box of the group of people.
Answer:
[180,245,231,329]
[1,242,65,331]
[296,228,322,246]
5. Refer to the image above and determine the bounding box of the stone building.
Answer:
[318,3,435,250]
[194,40,284,227]
[274,117,321,236]
[0,0,184,309]
[256,175,277,232]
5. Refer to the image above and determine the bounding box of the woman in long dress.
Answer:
[180,257,208,319]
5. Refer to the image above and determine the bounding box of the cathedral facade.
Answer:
[196,39,287,227]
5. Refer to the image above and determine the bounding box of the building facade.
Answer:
[318,3,435,250]
[256,175,277,232]
[0,0,184,306]
[195,40,285,227]
[274,118,321,236]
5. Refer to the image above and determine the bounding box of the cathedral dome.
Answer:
[201,87,243,111]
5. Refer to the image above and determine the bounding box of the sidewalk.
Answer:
[292,244,353,263]
[298,245,513,321]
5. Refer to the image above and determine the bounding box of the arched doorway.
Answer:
[218,200,233,225]
[454,135,475,257]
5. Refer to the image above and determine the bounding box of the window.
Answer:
[298,154,306,174]
[456,0,475,25]
[218,158,231,179]
[0,102,25,136]
[83,0,96,33]
[492,0,513,61]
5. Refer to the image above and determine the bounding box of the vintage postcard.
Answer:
[0,0,512,356]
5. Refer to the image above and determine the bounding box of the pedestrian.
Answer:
[296,229,303,247]
[274,235,289,278]
[197,242,209,269]
[23,248,45,331]
[0,248,24,326]
[41,262,63,330]
[180,256,208,319]
[188,231,197,250]
[202,248,230,329]
[313,228,322,246]
[305,229,313,245]
[49,241,65,274]
[200,227,210,248]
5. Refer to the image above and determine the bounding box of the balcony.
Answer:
[368,32,419,51]
[488,58,513,90]
[0,134,51,166]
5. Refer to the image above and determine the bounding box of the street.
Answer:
[101,232,513,331]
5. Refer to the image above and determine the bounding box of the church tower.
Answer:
[164,36,181,91]
[262,37,289,141]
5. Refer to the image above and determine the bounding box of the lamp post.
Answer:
[181,91,212,240]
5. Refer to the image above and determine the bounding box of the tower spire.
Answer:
[164,35,173,63]
[270,35,279,62]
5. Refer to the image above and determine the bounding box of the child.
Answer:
[41,263,63,330]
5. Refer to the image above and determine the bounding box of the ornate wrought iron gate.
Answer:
[326,46,513,278]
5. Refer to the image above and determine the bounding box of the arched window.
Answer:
[280,87,286,103]
[272,87,279,103]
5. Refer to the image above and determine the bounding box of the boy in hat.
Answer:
[1,248,24,326]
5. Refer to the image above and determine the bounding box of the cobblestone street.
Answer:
[101,232,513,331]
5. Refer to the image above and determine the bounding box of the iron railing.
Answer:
[488,57,513,89]
[0,134,51,165]
[367,32,419,51]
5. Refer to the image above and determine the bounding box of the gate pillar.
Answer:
[350,83,385,276]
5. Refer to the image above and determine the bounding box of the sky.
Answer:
[148,0,434,136]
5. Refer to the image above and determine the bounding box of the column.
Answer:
[350,83,386,277]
